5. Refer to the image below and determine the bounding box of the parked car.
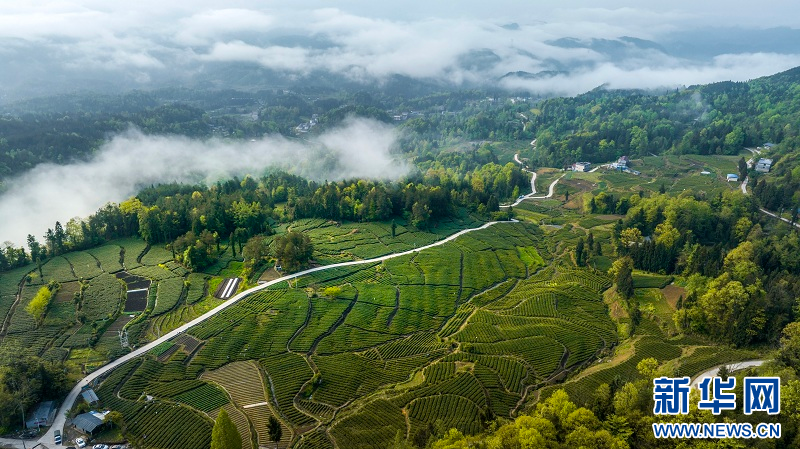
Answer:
[93,445,109,449]
[75,438,86,448]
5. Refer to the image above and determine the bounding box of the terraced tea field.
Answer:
[0,241,212,369]
[5,211,746,449]
[89,222,635,449]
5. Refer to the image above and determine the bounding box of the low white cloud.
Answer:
[199,41,311,72]
[2,2,799,95]
[175,9,275,46]
[0,117,406,246]
[499,52,800,96]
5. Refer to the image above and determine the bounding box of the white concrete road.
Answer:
[35,219,518,447]
[502,153,563,207]
[690,360,766,388]
[739,174,800,229]
[759,207,800,230]
[513,153,537,193]
[500,173,563,208]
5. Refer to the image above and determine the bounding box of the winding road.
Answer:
[32,181,566,447]
[690,360,766,388]
[502,154,563,207]
[737,160,800,230]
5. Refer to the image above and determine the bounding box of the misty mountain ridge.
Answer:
[3,24,800,104]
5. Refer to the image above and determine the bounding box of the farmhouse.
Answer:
[727,173,739,182]
[25,401,56,429]
[573,162,592,172]
[73,411,108,436]
[755,158,773,173]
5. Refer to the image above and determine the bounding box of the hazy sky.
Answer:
[2,1,800,98]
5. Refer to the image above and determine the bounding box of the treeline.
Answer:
[527,67,800,167]
[0,163,526,272]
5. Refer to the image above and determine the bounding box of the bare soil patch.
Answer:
[661,284,686,310]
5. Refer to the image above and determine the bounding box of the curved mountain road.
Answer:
[690,360,766,388]
[502,153,563,207]
[738,173,800,230]
[36,218,537,446]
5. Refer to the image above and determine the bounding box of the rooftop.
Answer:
[81,388,100,404]
[26,401,56,429]
[73,412,104,434]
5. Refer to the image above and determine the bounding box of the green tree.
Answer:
[411,201,432,230]
[610,257,634,300]
[211,408,242,449]
[268,415,282,449]
[630,126,649,155]
[274,231,313,273]
[779,321,800,368]
[242,236,271,267]
[25,286,52,326]
[104,411,125,432]
[575,238,586,266]
[738,156,748,180]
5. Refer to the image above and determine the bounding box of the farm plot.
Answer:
[203,360,293,446]
[129,265,179,281]
[103,314,135,337]
[5,286,43,335]
[0,265,31,329]
[173,383,230,412]
[260,352,317,427]
[185,273,207,304]
[173,333,202,354]
[87,243,124,273]
[117,271,151,311]
[37,256,77,284]
[329,399,406,449]
[632,270,673,289]
[82,273,124,321]
[676,346,761,377]
[117,238,148,269]
[288,297,352,353]
[209,404,253,449]
[63,251,104,279]
[153,278,186,316]
[140,245,174,266]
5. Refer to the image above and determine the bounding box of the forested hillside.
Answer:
[2,66,800,449]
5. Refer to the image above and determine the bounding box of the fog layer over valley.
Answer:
[0,117,404,246]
